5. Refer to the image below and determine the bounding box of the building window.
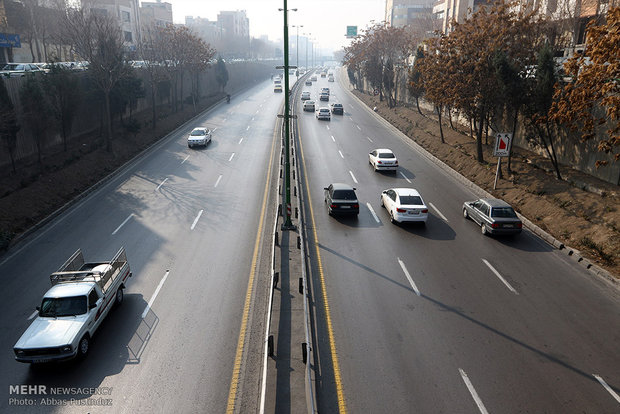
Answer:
[124,31,133,42]
[122,11,131,23]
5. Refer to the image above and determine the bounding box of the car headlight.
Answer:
[15,349,24,355]
[61,345,72,353]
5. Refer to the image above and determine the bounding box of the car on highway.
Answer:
[303,100,316,112]
[187,127,212,148]
[274,84,283,93]
[305,79,312,86]
[330,103,344,115]
[316,107,331,120]
[381,188,428,224]
[319,92,329,101]
[321,72,327,78]
[301,91,311,100]
[310,75,317,81]
[324,183,359,216]
[328,75,335,82]
[321,87,330,94]
[369,148,398,172]
[463,198,522,235]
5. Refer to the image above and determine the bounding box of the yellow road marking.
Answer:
[297,120,347,413]
[226,123,277,413]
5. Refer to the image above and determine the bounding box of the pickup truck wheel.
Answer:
[78,336,90,359]
[115,288,123,307]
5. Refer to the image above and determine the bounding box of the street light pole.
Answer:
[304,33,310,70]
[293,25,303,74]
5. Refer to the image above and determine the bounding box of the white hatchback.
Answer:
[188,127,212,148]
[369,148,398,172]
[381,188,428,224]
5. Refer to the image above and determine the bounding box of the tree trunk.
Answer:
[476,106,485,162]
[508,107,519,174]
[415,97,422,115]
[545,121,562,180]
[151,80,157,129]
[9,148,16,174]
[437,105,445,144]
[104,91,112,152]
[448,107,454,130]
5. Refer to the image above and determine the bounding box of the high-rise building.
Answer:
[385,0,438,36]
[217,10,249,39]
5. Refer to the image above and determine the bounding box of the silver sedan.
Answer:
[463,198,522,235]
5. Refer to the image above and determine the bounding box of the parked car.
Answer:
[381,188,428,224]
[369,149,398,172]
[303,100,316,112]
[316,107,331,120]
[0,63,45,77]
[324,183,359,216]
[330,103,344,115]
[301,91,311,100]
[187,127,212,148]
[463,198,522,235]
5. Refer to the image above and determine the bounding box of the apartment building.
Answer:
[83,0,141,50]
[140,0,172,31]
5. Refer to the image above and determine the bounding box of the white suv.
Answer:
[188,127,212,148]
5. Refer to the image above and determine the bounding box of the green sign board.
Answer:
[346,26,357,38]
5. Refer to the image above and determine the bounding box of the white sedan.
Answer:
[301,91,311,100]
[381,188,428,224]
[187,127,212,148]
[369,148,398,172]
[316,107,331,120]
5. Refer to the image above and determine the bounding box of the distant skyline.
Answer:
[167,0,386,53]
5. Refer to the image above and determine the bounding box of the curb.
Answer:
[344,83,618,288]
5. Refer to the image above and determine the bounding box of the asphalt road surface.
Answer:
[0,79,285,413]
[296,70,620,414]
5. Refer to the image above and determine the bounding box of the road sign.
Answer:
[493,133,512,157]
[346,26,357,38]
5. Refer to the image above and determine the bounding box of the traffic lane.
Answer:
[0,81,282,412]
[298,86,616,410]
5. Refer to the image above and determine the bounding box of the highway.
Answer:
[0,80,283,413]
[296,71,620,413]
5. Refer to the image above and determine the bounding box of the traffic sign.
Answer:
[493,133,512,157]
[346,26,357,38]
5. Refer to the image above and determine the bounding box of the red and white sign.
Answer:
[493,133,512,157]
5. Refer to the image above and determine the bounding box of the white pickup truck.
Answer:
[14,247,131,363]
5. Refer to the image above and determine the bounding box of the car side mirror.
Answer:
[382,190,387,194]
[353,188,356,191]
[36,306,40,311]
[323,187,328,190]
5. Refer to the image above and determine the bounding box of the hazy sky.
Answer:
[168,0,386,53]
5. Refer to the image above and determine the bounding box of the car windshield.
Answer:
[491,207,517,218]
[378,152,395,158]
[333,190,357,200]
[40,296,87,317]
[399,195,423,205]
[191,130,205,136]
[2,64,19,70]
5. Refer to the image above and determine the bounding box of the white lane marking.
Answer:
[349,170,358,184]
[229,153,236,162]
[246,125,251,131]
[182,155,190,164]
[256,109,260,113]
[326,125,330,130]
[28,310,38,320]
[339,150,344,159]
[252,117,255,121]
[367,203,380,223]
[399,171,412,183]
[142,270,170,318]
[331,135,335,142]
[239,137,244,144]
[112,214,134,235]
[213,127,218,131]
[191,210,204,230]
[397,258,420,296]
[156,178,168,191]
[223,118,228,122]
[429,202,448,222]
[594,374,620,403]
[367,136,373,142]
[459,369,489,414]
[356,125,361,130]
[482,259,518,294]
[214,175,223,188]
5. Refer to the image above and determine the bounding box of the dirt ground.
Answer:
[0,94,224,250]
[352,90,619,279]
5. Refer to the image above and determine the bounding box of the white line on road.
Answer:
[367,136,373,142]
[156,178,168,191]
[28,310,38,320]
[112,214,134,235]
[214,175,223,188]
[429,202,448,222]
[331,135,335,142]
[367,203,380,223]
[397,258,420,296]
[459,369,489,414]
[229,153,236,162]
[191,210,204,230]
[182,155,190,164]
[239,137,244,144]
[349,170,358,184]
[252,117,255,121]
[339,150,344,159]
[399,171,412,183]
[142,270,170,318]
[482,259,518,294]
[594,374,620,403]
[213,127,218,131]
[356,125,361,130]
[326,125,330,130]
[246,125,251,131]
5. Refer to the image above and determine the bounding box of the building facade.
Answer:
[140,0,172,32]
[83,0,141,50]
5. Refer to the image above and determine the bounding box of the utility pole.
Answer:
[305,33,310,70]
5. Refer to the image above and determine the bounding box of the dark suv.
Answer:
[324,183,359,216]
[330,103,343,115]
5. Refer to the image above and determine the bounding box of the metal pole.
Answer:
[282,0,294,229]
[305,35,309,70]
